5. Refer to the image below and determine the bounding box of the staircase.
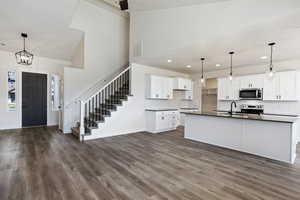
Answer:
[71,67,132,141]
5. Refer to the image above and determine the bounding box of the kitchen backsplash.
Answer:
[218,100,300,115]
[145,90,198,109]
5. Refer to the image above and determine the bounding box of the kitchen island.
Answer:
[183,111,299,164]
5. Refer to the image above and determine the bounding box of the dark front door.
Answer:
[22,72,47,127]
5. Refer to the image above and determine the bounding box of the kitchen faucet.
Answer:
[229,101,237,115]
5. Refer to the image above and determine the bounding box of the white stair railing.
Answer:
[79,66,131,141]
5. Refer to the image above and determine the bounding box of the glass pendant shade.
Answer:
[15,33,33,65]
[200,76,205,83]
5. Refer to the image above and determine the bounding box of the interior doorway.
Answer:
[22,72,47,127]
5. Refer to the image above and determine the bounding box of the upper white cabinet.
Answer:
[263,71,297,101]
[240,74,264,89]
[183,81,194,100]
[173,78,192,90]
[146,75,173,99]
[218,77,240,101]
[217,71,298,102]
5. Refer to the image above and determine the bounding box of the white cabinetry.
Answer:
[146,75,173,99]
[183,81,194,100]
[173,78,192,90]
[217,77,240,101]
[240,74,263,89]
[217,71,298,102]
[263,71,297,101]
[146,111,179,133]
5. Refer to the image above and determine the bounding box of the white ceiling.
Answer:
[128,0,231,11]
[0,0,83,61]
[130,0,300,73]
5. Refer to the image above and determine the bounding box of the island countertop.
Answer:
[182,111,299,123]
[145,108,178,112]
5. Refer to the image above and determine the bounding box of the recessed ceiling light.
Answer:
[167,59,172,63]
[260,56,268,60]
[216,64,221,67]
[186,65,192,68]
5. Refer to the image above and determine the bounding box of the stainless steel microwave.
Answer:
[239,88,263,100]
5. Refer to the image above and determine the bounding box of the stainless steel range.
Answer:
[240,104,264,115]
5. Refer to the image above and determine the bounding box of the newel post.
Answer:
[79,100,85,142]
[129,67,132,95]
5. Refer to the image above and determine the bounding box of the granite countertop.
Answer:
[145,108,179,112]
[182,111,299,124]
[180,108,199,110]
[216,110,299,117]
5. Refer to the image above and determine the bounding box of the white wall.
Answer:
[0,50,66,130]
[63,0,129,133]
[88,63,198,139]
[65,0,129,104]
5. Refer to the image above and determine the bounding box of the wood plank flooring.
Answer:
[1,126,300,200]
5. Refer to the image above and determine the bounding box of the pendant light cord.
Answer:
[269,42,275,72]
[201,58,205,79]
[23,37,25,51]
[229,52,234,76]
[270,44,273,71]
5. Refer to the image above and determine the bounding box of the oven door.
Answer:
[239,89,262,100]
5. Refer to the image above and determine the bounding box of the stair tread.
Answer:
[87,126,98,130]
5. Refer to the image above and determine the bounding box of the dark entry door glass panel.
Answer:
[22,72,47,127]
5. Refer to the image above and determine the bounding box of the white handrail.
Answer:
[79,66,131,138]
[65,64,129,108]
[83,66,131,104]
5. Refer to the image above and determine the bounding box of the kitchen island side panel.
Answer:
[184,114,295,164]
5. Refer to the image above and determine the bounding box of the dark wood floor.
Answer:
[1,127,300,200]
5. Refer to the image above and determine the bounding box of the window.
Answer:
[8,71,16,111]
[50,74,61,111]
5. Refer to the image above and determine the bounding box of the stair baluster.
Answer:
[78,67,131,140]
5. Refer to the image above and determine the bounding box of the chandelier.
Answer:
[15,33,33,65]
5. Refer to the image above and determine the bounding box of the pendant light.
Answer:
[229,51,234,81]
[15,33,34,65]
[268,42,276,77]
[200,58,205,83]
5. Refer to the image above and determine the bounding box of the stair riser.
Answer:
[94,110,111,115]
[105,100,122,105]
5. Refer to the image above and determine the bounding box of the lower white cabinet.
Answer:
[146,110,179,133]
